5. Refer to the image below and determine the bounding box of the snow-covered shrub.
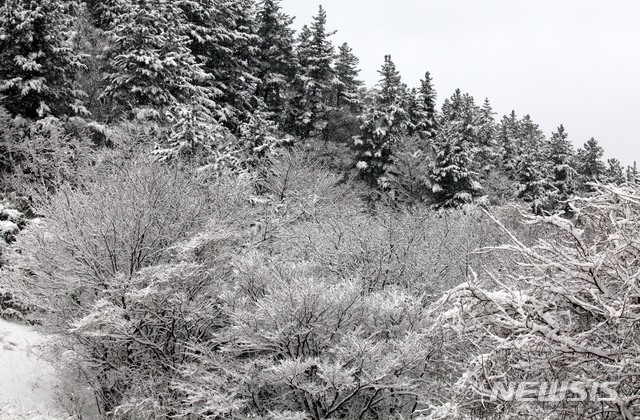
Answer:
[429,183,640,419]
[0,110,94,194]
[11,156,232,415]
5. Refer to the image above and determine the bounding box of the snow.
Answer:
[0,319,63,418]
[0,220,18,235]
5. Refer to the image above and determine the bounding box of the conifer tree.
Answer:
[353,55,408,186]
[255,0,297,125]
[515,116,553,211]
[286,6,336,137]
[429,121,482,207]
[606,158,626,185]
[627,161,639,184]
[101,0,213,120]
[497,110,521,174]
[408,71,438,140]
[576,137,606,188]
[429,89,483,207]
[474,98,498,172]
[334,42,363,111]
[84,0,125,30]
[0,0,87,119]
[177,0,261,131]
[547,124,576,201]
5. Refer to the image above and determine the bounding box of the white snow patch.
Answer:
[0,320,63,418]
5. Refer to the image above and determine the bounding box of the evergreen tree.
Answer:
[255,0,297,125]
[353,55,408,186]
[576,137,606,187]
[515,116,553,211]
[286,6,336,137]
[547,124,577,202]
[177,0,261,131]
[408,71,438,140]
[334,42,363,111]
[474,98,498,173]
[0,0,87,119]
[430,89,484,207]
[101,0,213,121]
[606,158,626,185]
[84,0,125,30]
[627,161,639,184]
[429,121,482,207]
[497,110,521,174]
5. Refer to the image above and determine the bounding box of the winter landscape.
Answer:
[0,0,639,418]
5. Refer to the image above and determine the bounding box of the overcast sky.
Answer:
[280,0,640,166]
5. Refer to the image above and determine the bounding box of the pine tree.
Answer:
[353,55,408,186]
[255,0,297,125]
[408,71,438,140]
[576,137,606,188]
[334,42,363,111]
[546,124,576,203]
[101,0,212,120]
[0,0,87,119]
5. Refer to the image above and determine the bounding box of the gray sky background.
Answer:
[280,0,640,166]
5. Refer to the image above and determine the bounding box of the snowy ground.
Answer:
[0,319,64,419]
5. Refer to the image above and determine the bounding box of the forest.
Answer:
[0,0,639,418]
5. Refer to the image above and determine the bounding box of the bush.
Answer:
[428,183,640,419]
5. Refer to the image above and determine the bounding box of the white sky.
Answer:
[280,0,640,166]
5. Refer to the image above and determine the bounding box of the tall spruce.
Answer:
[101,0,213,121]
[430,89,483,207]
[497,110,521,174]
[255,0,297,125]
[177,0,261,130]
[334,42,363,111]
[606,158,626,185]
[576,137,606,188]
[0,0,87,119]
[547,124,576,201]
[353,55,408,186]
[286,6,336,137]
[409,71,438,140]
[515,115,553,212]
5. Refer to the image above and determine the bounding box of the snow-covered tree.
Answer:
[255,0,298,125]
[576,137,606,188]
[0,0,87,118]
[515,115,553,212]
[429,121,483,207]
[547,124,577,203]
[497,110,522,174]
[101,0,213,121]
[627,161,639,184]
[430,89,485,207]
[605,158,625,185]
[333,42,363,111]
[286,6,336,138]
[353,55,409,186]
[408,71,438,140]
[474,98,498,173]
